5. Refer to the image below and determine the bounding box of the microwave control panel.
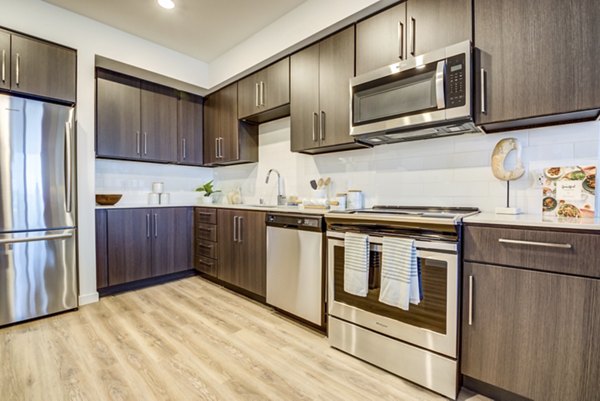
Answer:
[446,54,466,108]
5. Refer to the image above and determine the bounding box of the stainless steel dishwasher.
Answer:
[266,212,325,327]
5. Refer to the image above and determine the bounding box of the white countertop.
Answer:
[464,213,600,231]
[96,202,327,215]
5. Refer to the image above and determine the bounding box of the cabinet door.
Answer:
[237,70,261,119]
[290,43,320,152]
[150,208,176,277]
[356,2,406,75]
[263,57,290,111]
[141,83,177,163]
[319,27,355,148]
[475,0,600,126]
[95,210,108,289]
[237,211,266,297]
[174,208,193,272]
[178,93,203,166]
[96,75,141,159]
[107,209,152,286]
[203,91,219,165]
[462,262,600,401]
[217,209,239,286]
[0,30,9,90]
[406,0,471,58]
[218,83,239,163]
[10,35,76,103]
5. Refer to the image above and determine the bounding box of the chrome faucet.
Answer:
[265,168,286,206]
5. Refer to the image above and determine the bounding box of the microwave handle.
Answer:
[435,60,446,109]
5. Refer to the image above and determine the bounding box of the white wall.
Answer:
[215,119,600,214]
[0,0,211,305]
[208,0,380,86]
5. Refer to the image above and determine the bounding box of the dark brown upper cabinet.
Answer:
[178,92,204,166]
[203,82,258,166]
[291,26,361,154]
[355,0,471,75]
[96,70,179,163]
[0,29,76,103]
[474,0,600,131]
[238,57,290,123]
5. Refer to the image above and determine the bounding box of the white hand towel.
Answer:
[343,232,369,297]
[379,237,421,310]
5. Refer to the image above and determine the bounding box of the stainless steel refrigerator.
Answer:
[0,93,77,326]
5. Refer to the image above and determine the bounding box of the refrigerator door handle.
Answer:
[0,232,73,245]
[64,118,73,213]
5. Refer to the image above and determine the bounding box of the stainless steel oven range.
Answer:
[326,206,479,399]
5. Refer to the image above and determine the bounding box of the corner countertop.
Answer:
[464,212,600,231]
[95,203,328,215]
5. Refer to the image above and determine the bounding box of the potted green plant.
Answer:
[195,180,221,204]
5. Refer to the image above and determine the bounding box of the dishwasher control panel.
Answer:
[266,213,324,232]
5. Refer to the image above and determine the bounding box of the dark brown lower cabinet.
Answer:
[217,209,266,297]
[98,207,192,288]
[462,262,600,401]
[194,207,218,277]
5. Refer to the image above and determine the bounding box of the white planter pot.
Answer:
[201,195,213,204]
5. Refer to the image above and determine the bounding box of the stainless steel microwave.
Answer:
[350,41,480,145]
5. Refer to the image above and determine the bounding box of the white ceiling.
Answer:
[43,0,307,62]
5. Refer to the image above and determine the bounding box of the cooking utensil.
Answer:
[310,180,317,190]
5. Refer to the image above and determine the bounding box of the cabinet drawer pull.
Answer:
[312,112,318,142]
[468,275,474,326]
[154,213,158,238]
[233,216,238,242]
[498,238,572,249]
[320,110,325,141]
[196,212,214,216]
[143,132,148,155]
[238,216,243,242]
[260,81,265,106]
[146,214,150,238]
[15,53,20,85]
[136,131,140,155]
[196,243,213,250]
[196,226,212,231]
[182,138,187,160]
[255,82,260,107]
[410,17,416,56]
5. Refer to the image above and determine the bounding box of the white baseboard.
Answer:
[79,292,99,305]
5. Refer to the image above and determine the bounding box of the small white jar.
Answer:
[346,190,364,210]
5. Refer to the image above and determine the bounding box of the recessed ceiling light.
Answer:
[158,0,175,9]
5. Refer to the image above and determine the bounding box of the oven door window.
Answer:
[352,62,439,125]
[333,244,447,334]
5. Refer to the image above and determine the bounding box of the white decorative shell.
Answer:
[491,138,525,181]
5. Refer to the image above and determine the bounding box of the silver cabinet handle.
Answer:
[15,53,20,85]
[219,137,224,159]
[215,137,219,159]
[435,60,446,110]
[260,81,265,106]
[238,216,243,242]
[136,131,140,155]
[182,138,187,160]
[498,238,572,249]
[233,216,238,242]
[468,275,474,326]
[320,110,325,141]
[0,232,72,245]
[255,82,260,107]
[64,119,73,213]
[143,132,148,155]
[154,213,158,238]
[397,21,404,60]
[312,112,318,142]
[480,68,487,114]
[146,214,150,238]
[410,18,416,56]
[1,49,5,83]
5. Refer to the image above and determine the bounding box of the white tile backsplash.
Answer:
[213,119,600,214]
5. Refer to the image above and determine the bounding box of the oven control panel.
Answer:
[446,54,466,108]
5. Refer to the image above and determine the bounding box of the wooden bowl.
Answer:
[95,194,122,206]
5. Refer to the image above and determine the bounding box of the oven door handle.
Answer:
[435,60,446,110]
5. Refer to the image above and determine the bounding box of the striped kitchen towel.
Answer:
[379,236,421,310]
[344,232,370,297]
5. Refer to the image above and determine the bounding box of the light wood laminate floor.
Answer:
[0,276,490,401]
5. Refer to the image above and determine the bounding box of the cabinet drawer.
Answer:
[195,223,217,242]
[194,208,216,225]
[195,239,217,259]
[464,225,600,278]
[195,255,217,277]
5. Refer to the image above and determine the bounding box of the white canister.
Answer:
[152,182,164,194]
[335,193,347,211]
[346,190,364,210]
[148,192,160,205]
[160,193,170,205]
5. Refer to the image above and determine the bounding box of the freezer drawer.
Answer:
[0,229,78,326]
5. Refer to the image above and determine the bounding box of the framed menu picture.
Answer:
[542,166,596,218]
